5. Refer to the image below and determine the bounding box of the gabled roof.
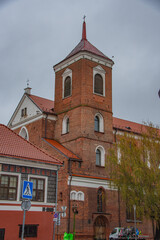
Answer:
[54,20,114,68]
[28,94,55,114]
[0,124,62,165]
[43,139,81,160]
[113,117,144,134]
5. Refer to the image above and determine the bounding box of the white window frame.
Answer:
[62,68,72,99]
[94,113,104,133]
[0,171,21,202]
[70,190,77,200]
[77,191,84,201]
[19,126,29,140]
[95,145,105,167]
[93,65,106,97]
[28,175,48,203]
[62,115,69,134]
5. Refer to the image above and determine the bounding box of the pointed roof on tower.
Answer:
[65,19,113,62]
[54,19,114,70]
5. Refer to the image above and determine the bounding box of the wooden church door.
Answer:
[94,216,107,240]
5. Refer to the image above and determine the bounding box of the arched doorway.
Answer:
[94,216,107,240]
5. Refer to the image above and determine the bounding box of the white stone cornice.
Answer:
[54,51,114,73]
[0,156,59,170]
[68,176,117,190]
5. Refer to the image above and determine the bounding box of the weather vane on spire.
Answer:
[83,15,86,22]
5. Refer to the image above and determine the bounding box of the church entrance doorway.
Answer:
[94,216,107,240]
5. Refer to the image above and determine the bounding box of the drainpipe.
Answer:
[45,114,48,138]
[53,166,60,240]
[68,158,72,234]
[115,128,121,227]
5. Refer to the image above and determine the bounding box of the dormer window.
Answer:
[93,65,106,96]
[21,107,27,117]
[62,68,72,99]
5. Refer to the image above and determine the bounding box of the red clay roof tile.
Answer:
[29,95,55,114]
[0,124,62,165]
[44,139,81,160]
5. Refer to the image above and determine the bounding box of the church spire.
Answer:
[82,15,87,40]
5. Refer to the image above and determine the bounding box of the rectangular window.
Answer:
[21,107,27,117]
[30,178,45,202]
[0,175,18,200]
[19,225,38,238]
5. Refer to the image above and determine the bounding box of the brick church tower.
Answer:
[7,19,154,240]
[53,19,114,178]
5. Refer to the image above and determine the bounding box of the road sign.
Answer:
[21,200,31,211]
[22,181,33,199]
[54,212,58,218]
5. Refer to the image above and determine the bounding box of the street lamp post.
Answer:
[133,205,137,240]
[72,203,78,240]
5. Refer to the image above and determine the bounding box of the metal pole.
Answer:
[73,212,76,240]
[21,209,26,240]
[133,205,137,240]
[53,168,59,240]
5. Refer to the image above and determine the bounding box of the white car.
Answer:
[109,227,124,240]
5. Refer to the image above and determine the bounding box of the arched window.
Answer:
[62,68,72,99]
[77,191,84,201]
[93,65,105,96]
[94,113,104,132]
[19,127,29,140]
[64,76,71,98]
[97,188,105,212]
[95,146,105,166]
[95,116,99,132]
[70,191,77,200]
[62,116,69,134]
[66,118,69,133]
[96,149,101,165]
[94,74,103,95]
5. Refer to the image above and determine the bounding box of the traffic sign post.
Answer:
[22,181,33,199]
[21,181,33,240]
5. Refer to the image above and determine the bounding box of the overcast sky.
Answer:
[0,0,160,127]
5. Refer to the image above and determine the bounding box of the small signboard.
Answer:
[22,181,33,199]
[54,213,58,218]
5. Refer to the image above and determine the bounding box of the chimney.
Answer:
[24,87,32,95]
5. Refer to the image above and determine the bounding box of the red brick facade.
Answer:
[10,22,154,240]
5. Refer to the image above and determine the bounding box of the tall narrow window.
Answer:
[19,127,29,140]
[95,146,105,167]
[95,116,100,132]
[97,188,105,212]
[62,116,70,134]
[96,149,101,165]
[94,74,103,95]
[64,76,71,98]
[30,178,45,202]
[0,175,18,200]
[66,118,69,133]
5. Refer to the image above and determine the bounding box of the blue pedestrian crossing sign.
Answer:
[22,181,33,199]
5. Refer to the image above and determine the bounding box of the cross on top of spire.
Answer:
[82,15,87,40]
